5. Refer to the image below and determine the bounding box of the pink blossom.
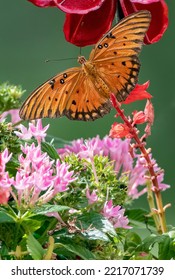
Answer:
[0,148,12,173]
[0,149,13,192]
[29,119,49,143]
[53,160,76,193]
[86,188,98,204]
[102,200,131,229]
[15,119,49,143]
[0,172,14,189]
[0,109,21,124]
[0,188,10,204]
[14,124,33,140]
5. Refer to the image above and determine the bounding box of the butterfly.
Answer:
[20,10,151,121]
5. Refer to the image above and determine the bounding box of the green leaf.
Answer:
[79,212,116,236]
[0,210,15,223]
[125,232,142,250]
[21,218,43,233]
[31,204,70,216]
[0,223,24,249]
[81,228,110,241]
[126,208,155,229]
[137,234,175,260]
[46,135,71,149]
[41,141,60,160]
[56,242,96,260]
[27,233,45,260]
[158,235,171,260]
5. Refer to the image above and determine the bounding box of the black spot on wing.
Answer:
[49,79,55,90]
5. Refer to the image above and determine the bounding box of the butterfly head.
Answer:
[78,56,87,65]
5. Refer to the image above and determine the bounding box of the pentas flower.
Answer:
[0,149,13,204]
[58,135,170,199]
[86,188,98,204]
[0,188,10,204]
[0,148,12,173]
[28,0,168,46]
[102,200,131,229]
[29,119,49,143]
[0,109,21,124]
[0,144,76,207]
[15,119,49,143]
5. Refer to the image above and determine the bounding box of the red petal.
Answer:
[28,0,57,7]
[55,0,105,14]
[119,0,168,44]
[144,99,154,124]
[132,110,147,124]
[63,0,117,46]
[109,122,133,138]
[123,81,152,104]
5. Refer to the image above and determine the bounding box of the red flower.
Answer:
[64,0,117,46]
[132,110,147,125]
[119,0,168,44]
[109,122,133,139]
[144,99,154,125]
[123,81,152,104]
[28,0,168,46]
[28,0,57,7]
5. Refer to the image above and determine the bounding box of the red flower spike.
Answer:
[119,0,168,44]
[28,0,57,7]
[123,81,152,104]
[63,0,117,46]
[109,122,133,139]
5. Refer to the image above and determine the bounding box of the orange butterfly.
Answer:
[20,10,151,121]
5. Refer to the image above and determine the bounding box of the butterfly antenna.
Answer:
[79,47,82,56]
[45,58,77,63]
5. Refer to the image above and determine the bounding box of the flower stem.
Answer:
[110,94,167,233]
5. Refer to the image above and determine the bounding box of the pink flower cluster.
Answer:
[0,143,76,207]
[58,135,170,199]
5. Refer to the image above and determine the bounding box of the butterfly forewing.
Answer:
[90,10,151,61]
[20,68,81,120]
[88,10,151,101]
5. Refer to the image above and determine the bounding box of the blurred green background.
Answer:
[1,1,174,224]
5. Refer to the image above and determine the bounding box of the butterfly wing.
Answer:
[19,67,111,121]
[89,10,151,101]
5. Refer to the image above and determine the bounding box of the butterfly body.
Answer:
[20,10,151,121]
[80,57,111,98]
